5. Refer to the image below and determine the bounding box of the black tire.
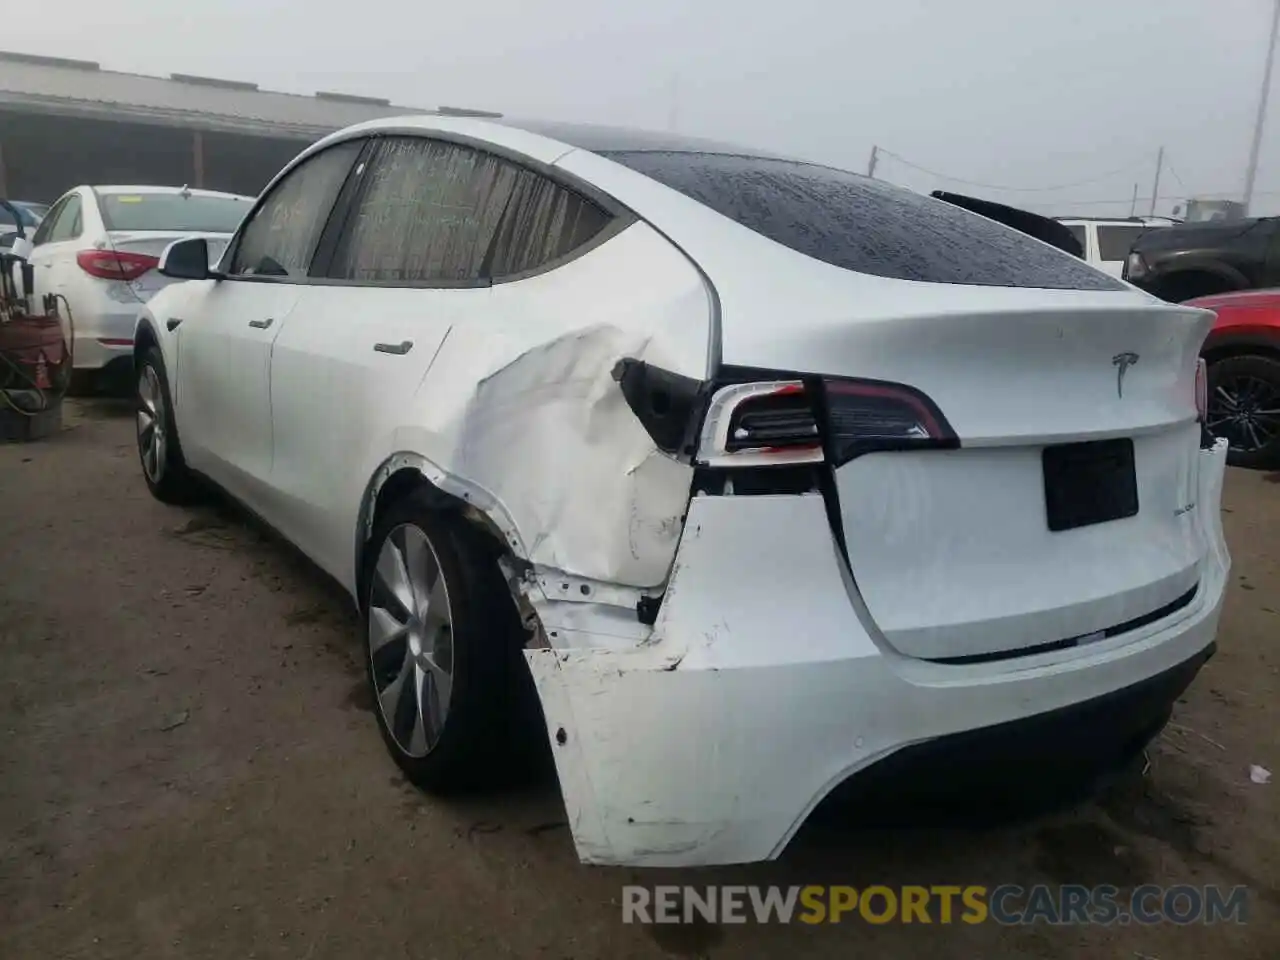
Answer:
[136,346,201,504]
[68,370,98,397]
[1205,353,1280,469]
[362,490,535,792]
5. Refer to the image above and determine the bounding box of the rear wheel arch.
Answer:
[354,457,525,615]
[362,485,543,790]
[1202,336,1280,366]
[1201,347,1280,469]
[1151,268,1245,303]
[133,317,159,371]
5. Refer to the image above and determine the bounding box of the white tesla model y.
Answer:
[132,115,1230,867]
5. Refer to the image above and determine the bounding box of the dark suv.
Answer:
[1124,217,1280,302]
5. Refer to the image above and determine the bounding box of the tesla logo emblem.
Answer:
[1112,352,1139,397]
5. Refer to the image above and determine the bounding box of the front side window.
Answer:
[604,151,1126,291]
[327,137,613,285]
[229,140,364,279]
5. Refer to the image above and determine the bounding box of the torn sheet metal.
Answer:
[371,220,714,608]
[453,324,693,588]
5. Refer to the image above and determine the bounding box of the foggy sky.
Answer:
[6,0,1276,216]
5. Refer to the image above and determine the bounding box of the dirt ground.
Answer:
[1,398,1277,959]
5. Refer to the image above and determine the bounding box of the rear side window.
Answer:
[230,140,363,279]
[326,137,612,285]
[1064,223,1088,252]
[47,194,83,243]
[30,196,70,245]
[1096,225,1150,262]
[603,151,1125,291]
[486,173,611,279]
[100,193,251,233]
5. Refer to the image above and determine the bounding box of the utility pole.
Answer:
[1149,146,1164,217]
[867,145,879,178]
[1244,0,1280,214]
[1129,182,1139,217]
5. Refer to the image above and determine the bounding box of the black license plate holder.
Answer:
[1042,438,1139,532]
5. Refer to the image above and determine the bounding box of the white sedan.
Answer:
[131,115,1231,867]
[26,185,251,391]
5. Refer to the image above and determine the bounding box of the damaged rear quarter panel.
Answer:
[388,219,715,591]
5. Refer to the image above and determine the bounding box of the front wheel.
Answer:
[1205,353,1280,469]
[136,346,201,503]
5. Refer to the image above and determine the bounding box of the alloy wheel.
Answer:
[1206,374,1280,454]
[137,364,167,483]
[368,524,454,758]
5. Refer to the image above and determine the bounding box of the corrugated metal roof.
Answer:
[0,50,450,138]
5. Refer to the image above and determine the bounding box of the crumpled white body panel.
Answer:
[452,325,693,587]
[378,219,714,596]
[525,442,1230,866]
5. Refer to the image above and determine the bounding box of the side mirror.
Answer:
[159,237,212,280]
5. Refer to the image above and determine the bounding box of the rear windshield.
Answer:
[99,193,251,233]
[602,151,1125,291]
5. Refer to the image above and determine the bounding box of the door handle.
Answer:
[248,317,274,329]
[373,340,413,355]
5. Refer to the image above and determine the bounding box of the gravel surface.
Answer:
[1,398,1276,958]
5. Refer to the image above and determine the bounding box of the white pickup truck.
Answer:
[1057,216,1175,279]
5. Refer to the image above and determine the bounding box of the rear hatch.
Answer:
[825,295,1209,661]
[594,149,1216,662]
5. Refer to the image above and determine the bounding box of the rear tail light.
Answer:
[76,249,159,281]
[699,381,824,467]
[822,379,948,465]
[1195,357,1208,422]
[613,359,955,469]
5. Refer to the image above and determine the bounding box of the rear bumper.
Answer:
[824,641,1213,818]
[66,297,139,371]
[525,441,1231,867]
[72,333,134,372]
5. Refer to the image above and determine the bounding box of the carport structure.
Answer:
[0,49,500,202]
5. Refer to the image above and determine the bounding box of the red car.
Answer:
[1188,289,1280,468]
